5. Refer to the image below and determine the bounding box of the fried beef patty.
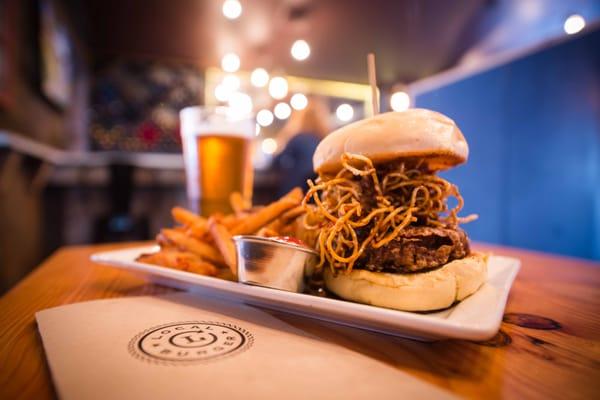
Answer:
[357,226,469,273]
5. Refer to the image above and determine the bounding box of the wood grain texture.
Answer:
[0,242,599,399]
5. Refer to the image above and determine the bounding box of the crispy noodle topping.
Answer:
[302,153,477,273]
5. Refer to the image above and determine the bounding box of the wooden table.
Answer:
[1,242,599,399]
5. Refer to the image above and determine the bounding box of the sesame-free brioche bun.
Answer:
[324,253,487,312]
[313,109,468,174]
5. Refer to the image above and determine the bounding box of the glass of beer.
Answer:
[179,106,254,216]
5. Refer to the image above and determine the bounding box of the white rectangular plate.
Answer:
[91,246,519,341]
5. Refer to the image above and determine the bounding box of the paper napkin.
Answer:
[36,292,454,399]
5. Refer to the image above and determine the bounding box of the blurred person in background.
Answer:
[271,97,331,197]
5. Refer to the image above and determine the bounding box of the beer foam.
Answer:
[180,107,253,139]
[193,122,253,138]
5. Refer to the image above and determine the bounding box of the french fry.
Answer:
[264,218,282,235]
[280,205,305,222]
[216,268,236,281]
[257,227,279,237]
[136,250,218,276]
[161,228,225,265]
[208,218,237,275]
[185,225,210,241]
[156,232,175,249]
[172,207,209,237]
[265,205,305,235]
[229,191,251,215]
[185,260,219,276]
[149,187,307,279]
[230,187,303,235]
[172,206,207,227]
[221,214,240,229]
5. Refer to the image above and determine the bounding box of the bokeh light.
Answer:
[274,102,292,119]
[291,40,311,61]
[228,92,253,117]
[390,91,410,112]
[221,52,240,72]
[268,76,288,99]
[250,68,269,87]
[564,14,585,34]
[290,93,308,110]
[336,104,354,122]
[261,138,278,154]
[222,0,242,20]
[256,109,274,126]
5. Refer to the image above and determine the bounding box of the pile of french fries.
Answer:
[136,187,305,280]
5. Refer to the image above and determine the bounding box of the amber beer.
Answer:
[180,106,254,216]
[194,133,253,215]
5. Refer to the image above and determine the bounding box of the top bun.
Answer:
[313,109,468,174]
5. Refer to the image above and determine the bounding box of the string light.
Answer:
[390,91,410,112]
[228,92,253,117]
[564,14,585,34]
[222,74,240,91]
[290,93,308,110]
[221,52,240,72]
[250,68,270,87]
[256,109,274,126]
[268,76,288,99]
[214,84,230,102]
[261,138,278,154]
[291,40,311,61]
[274,102,292,119]
[336,104,354,122]
[222,0,242,20]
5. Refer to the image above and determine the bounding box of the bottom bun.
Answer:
[324,253,488,311]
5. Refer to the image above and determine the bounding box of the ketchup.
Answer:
[271,236,307,247]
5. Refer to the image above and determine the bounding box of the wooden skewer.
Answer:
[367,53,380,115]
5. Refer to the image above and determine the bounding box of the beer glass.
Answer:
[180,106,254,216]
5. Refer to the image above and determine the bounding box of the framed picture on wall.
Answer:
[38,0,73,109]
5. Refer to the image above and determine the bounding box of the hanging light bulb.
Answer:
[291,39,311,61]
[221,52,240,72]
[564,14,585,34]
[290,93,308,110]
[256,109,274,127]
[261,138,278,154]
[214,84,230,102]
[222,0,242,20]
[250,68,270,87]
[268,76,288,99]
[228,92,253,117]
[390,91,410,112]
[221,74,240,91]
[336,104,354,122]
[274,102,292,119]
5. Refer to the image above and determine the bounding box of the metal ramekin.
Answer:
[233,235,319,292]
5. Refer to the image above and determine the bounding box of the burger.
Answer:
[302,108,486,312]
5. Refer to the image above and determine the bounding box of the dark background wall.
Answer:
[0,0,88,293]
[414,29,600,260]
[0,0,88,149]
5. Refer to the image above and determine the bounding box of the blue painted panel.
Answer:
[419,69,511,245]
[415,29,600,260]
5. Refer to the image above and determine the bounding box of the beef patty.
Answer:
[357,226,469,273]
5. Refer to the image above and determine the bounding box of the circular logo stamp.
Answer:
[129,321,253,364]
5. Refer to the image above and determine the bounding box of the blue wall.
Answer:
[414,29,600,260]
